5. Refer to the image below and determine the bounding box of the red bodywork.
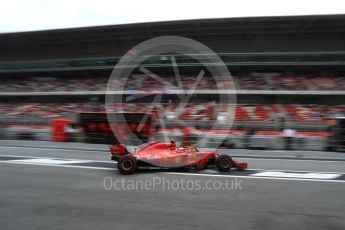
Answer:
[110,142,248,170]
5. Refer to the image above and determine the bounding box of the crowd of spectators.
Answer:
[0,77,107,92]
[0,73,344,92]
[1,72,343,126]
[235,73,345,90]
[1,103,344,124]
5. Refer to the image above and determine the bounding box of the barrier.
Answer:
[0,122,343,151]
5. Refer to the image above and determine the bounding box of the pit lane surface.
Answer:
[1,146,345,230]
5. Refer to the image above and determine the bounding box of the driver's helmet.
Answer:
[169,141,176,150]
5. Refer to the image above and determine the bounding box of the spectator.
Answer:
[283,126,296,150]
[66,123,79,142]
[244,128,256,149]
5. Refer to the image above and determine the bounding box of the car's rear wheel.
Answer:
[117,155,137,175]
[216,155,233,172]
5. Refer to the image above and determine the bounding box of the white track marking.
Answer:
[1,154,344,173]
[0,154,111,163]
[0,145,105,153]
[0,160,114,170]
[164,172,345,183]
[10,158,92,165]
[1,146,345,163]
[0,157,345,183]
[235,157,345,163]
[1,146,344,162]
[251,171,341,180]
[3,154,345,175]
[250,168,345,174]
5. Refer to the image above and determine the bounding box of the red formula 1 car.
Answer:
[109,142,248,175]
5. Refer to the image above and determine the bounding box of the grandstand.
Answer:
[0,14,344,150]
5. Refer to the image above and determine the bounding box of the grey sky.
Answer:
[1,0,344,33]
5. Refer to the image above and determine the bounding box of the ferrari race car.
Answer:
[109,142,248,175]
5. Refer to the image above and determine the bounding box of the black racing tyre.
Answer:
[216,155,233,172]
[117,155,138,175]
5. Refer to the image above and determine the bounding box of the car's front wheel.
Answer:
[117,155,137,175]
[216,155,233,172]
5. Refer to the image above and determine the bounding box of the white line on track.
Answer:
[0,160,114,171]
[11,158,92,165]
[0,154,111,163]
[1,158,345,183]
[236,157,345,163]
[0,145,105,153]
[250,168,345,174]
[1,146,344,162]
[163,172,345,183]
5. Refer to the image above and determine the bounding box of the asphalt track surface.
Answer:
[1,145,345,230]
